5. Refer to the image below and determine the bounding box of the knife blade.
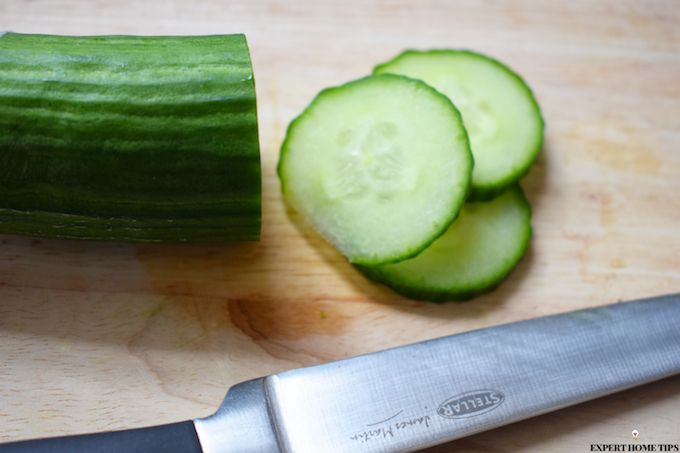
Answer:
[2,293,679,453]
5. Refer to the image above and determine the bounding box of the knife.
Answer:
[1,292,679,452]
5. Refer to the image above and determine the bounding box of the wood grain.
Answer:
[1,1,679,451]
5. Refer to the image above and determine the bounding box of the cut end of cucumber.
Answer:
[360,186,532,302]
[278,74,473,265]
[374,49,544,200]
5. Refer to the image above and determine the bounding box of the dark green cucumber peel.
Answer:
[278,74,473,266]
[358,186,532,302]
[0,33,261,242]
[374,49,544,201]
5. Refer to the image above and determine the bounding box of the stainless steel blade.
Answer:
[194,293,680,453]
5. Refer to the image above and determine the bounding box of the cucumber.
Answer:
[374,50,544,200]
[0,33,260,242]
[278,75,473,266]
[360,187,531,301]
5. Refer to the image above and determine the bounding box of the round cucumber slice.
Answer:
[278,74,473,266]
[374,50,544,200]
[360,186,531,301]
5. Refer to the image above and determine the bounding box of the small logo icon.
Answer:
[437,390,505,419]
[632,429,639,439]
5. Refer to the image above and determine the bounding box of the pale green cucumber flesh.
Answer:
[374,50,544,200]
[0,33,261,242]
[360,186,532,301]
[278,74,473,266]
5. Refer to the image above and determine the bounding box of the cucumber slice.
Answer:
[278,75,473,266]
[374,50,544,200]
[360,187,531,301]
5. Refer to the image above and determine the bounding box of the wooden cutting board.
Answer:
[1,1,679,451]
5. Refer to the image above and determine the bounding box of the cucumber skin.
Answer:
[0,33,261,242]
[358,186,532,302]
[374,49,545,201]
[277,74,473,266]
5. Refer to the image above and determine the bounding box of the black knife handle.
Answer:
[0,420,202,453]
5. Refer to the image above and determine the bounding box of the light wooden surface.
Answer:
[1,1,679,451]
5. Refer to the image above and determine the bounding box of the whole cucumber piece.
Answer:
[0,32,260,242]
